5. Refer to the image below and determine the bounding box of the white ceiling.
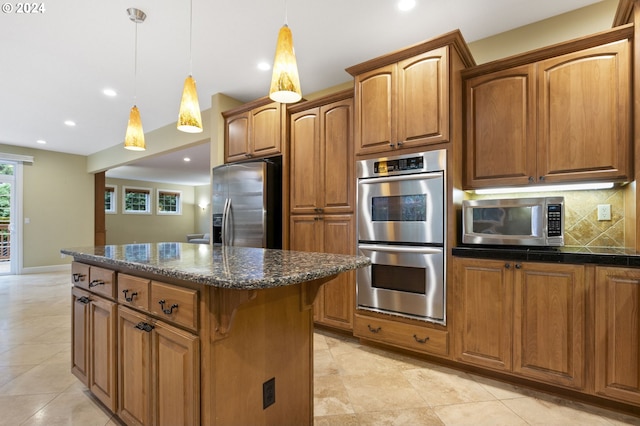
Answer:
[0,0,605,185]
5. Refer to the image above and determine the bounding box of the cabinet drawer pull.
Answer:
[89,279,105,288]
[72,273,86,282]
[122,289,138,302]
[413,334,430,344]
[367,324,381,333]
[77,296,90,304]
[515,263,522,269]
[134,322,154,332]
[159,299,179,315]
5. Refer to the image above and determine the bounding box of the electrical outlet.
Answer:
[597,204,611,221]
[263,377,275,409]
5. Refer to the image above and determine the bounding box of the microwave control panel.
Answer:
[374,156,424,174]
[547,204,562,237]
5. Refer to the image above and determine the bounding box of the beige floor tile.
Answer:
[357,407,445,425]
[0,342,68,366]
[333,346,417,376]
[0,361,77,395]
[314,413,360,426]
[342,372,429,413]
[20,387,113,426]
[502,395,621,425]
[0,393,57,426]
[314,374,355,417]
[403,366,497,406]
[315,347,340,377]
[0,364,36,387]
[434,400,528,425]
[471,374,542,400]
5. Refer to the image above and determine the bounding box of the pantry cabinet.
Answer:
[454,258,586,390]
[346,30,475,156]
[223,98,284,163]
[288,90,356,331]
[463,26,632,189]
[594,267,640,405]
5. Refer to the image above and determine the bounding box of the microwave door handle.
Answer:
[358,172,443,185]
[358,244,442,255]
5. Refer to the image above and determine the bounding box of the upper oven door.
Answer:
[358,171,444,244]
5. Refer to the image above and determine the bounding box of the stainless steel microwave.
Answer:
[462,197,564,246]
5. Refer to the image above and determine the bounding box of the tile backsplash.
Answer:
[471,187,627,249]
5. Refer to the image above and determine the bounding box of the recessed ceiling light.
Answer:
[103,88,117,97]
[64,120,76,127]
[398,0,416,11]
[183,157,191,162]
[257,61,271,71]
[36,139,46,145]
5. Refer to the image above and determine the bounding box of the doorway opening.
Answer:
[0,162,16,275]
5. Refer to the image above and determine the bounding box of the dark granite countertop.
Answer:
[61,243,371,290]
[452,245,640,267]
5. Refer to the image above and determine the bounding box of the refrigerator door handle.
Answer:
[222,198,230,245]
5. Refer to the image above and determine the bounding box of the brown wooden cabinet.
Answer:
[223,98,283,163]
[288,90,356,331]
[351,48,449,155]
[71,282,117,412]
[118,306,200,426]
[463,27,632,189]
[290,214,355,331]
[454,258,586,390]
[594,267,640,405]
[290,94,353,214]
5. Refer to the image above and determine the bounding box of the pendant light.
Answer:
[177,0,203,133]
[124,7,146,151]
[269,1,302,104]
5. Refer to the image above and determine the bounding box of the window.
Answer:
[105,185,117,214]
[123,186,151,214]
[157,189,182,215]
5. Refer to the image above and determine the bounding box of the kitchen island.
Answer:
[61,243,370,426]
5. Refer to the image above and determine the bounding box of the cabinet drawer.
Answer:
[150,281,198,330]
[354,314,448,356]
[118,274,150,312]
[71,262,90,288]
[88,266,116,299]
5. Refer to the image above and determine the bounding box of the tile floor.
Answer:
[0,271,639,425]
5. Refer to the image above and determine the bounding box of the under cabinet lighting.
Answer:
[474,182,615,195]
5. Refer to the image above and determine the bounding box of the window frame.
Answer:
[105,185,117,214]
[123,186,152,215]
[157,189,182,215]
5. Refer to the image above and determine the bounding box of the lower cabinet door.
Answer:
[152,321,200,426]
[89,295,117,412]
[71,287,90,386]
[118,307,152,426]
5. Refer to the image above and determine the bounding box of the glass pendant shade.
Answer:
[269,24,302,104]
[124,105,146,151]
[177,75,203,133]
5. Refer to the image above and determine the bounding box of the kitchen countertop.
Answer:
[61,243,370,289]
[452,245,640,267]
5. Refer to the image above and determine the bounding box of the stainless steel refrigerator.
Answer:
[211,158,282,249]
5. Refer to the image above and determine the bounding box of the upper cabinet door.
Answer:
[538,40,631,183]
[464,64,537,188]
[397,47,449,148]
[290,108,320,214]
[354,64,395,155]
[225,111,250,163]
[251,102,282,157]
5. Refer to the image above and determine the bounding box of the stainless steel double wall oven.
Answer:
[357,149,447,324]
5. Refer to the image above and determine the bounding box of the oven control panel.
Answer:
[374,156,424,174]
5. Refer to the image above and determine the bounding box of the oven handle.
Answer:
[358,244,442,254]
[358,171,443,185]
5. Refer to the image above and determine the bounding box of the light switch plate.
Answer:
[597,204,611,221]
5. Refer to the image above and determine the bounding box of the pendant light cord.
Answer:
[133,20,138,104]
[189,0,193,75]
[284,0,288,25]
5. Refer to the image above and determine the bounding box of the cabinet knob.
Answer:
[505,263,511,269]
[515,263,522,269]
[389,143,395,148]
[528,176,535,183]
[397,141,404,147]
[539,176,545,182]
[244,153,253,158]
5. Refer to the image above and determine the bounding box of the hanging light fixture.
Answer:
[177,0,203,133]
[124,8,146,151]
[269,0,302,104]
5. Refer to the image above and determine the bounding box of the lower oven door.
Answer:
[357,244,445,324]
